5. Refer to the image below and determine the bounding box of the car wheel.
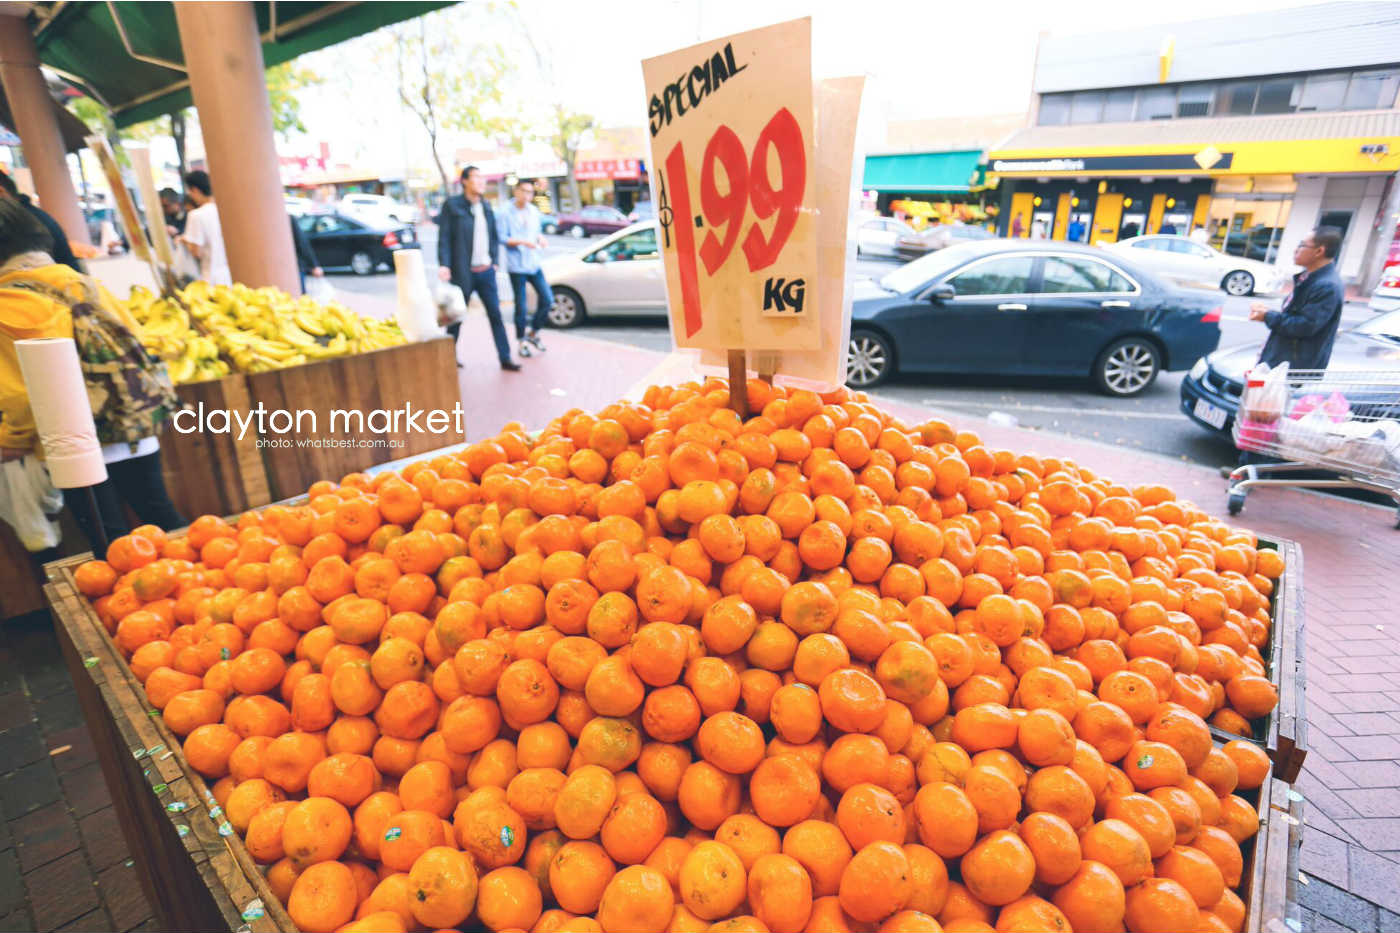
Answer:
[548,287,585,328]
[1222,270,1254,296]
[544,222,558,235]
[846,330,894,388]
[350,251,375,276]
[569,225,586,239]
[1094,337,1160,396]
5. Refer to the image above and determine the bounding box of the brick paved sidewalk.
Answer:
[0,614,155,932]
[3,344,1399,931]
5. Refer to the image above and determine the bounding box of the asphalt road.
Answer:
[329,228,1380,473]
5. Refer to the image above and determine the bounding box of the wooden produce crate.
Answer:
[45,555,294,933]
[36,452,1307,932]
[1206,535,1308,783]
[1239,759,1304,932]
[163,372,268,520]
[244,336,460,503]
[162,336,461,518]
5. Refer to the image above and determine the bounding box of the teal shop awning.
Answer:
[862,150,985,193]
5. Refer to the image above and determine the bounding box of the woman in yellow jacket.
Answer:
[0,198,183,553]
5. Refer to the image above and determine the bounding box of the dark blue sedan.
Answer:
[846,240,1223,396]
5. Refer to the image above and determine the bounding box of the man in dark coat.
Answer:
[436,165,518,371]
[1250,226,1345,371]
[0,170,84,273]
[1230,226,1347,473]
[289,215,322,294]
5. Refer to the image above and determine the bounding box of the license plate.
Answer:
[1194,398,1228,429]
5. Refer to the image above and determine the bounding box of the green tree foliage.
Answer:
[378,6,511,195]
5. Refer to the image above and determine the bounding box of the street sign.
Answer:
[642,18,824,354]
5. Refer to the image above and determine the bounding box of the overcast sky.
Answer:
[291,0,1319,170]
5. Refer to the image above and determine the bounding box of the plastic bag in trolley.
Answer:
[1236,362,1288,451]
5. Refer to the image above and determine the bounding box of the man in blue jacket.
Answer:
[1249,226,1345,370]
[436,165,519,371]
[1230,226,1346,473]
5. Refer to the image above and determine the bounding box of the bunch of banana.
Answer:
[120,280,407,383]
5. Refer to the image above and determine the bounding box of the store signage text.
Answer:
[992,152,1234,174]
[993,159,1086,173]
[648,42,748,136]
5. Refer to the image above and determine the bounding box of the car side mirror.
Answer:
[928,283,956,302]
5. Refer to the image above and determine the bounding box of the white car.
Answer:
[285,195,315,216]
[857,218,916,259]
[543,222,666,327]
[1106,234,1289,297]
[338,193,410,226]
[1371,267,1400,313]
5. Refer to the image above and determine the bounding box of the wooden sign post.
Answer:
[86,135,162,292]
[127,144,181,297]
[643,19,831,415]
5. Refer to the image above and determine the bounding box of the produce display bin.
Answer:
[39,452,1308,933]
[45,559,292,933]
[3,337,459,622]
[1206,536,1307,783]
[162,336,462,516]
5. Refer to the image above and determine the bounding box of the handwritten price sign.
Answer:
[643,19,822,351]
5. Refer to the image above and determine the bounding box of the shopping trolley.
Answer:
[1227,369,1400,527]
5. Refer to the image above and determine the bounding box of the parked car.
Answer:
[856,218,915,258]
[295,212,418,275]
[1373,269,1400,313]
[1180,309,1400,437]
[542,222,664,326]
[285,196,316,217]
[894,223,994,261]
[630,200,657,223]
[546,205,629,238]
[845,240,1222,395]
[1106,234,1289,297]
[338,193,411,226]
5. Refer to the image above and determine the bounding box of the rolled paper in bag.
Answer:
[15,338,108,489]
[393,248,444,342]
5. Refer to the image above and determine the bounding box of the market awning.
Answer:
[862,149,985,193]
[988,110,1400,177]
[22,1,456,128]
[0,80,90,152]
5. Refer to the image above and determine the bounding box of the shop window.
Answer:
[1069,91,1104,124]
[1176,84,1214,118]
[1040,257,1133,294]
[1218,82,1257,115]
[1038,94,1071,125]
[1298,72,1349,111]
[1136,86,1176,121]
[1344,69,1400,110]
[1254,80,1298,114]
[949,256,1035,296]
[1102,89,1135,122]
[1318,210,1353,244]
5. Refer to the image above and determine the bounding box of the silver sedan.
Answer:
[542,222,667,327]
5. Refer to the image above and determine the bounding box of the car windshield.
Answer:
[878,241,988,293]
[1355,310,1400,342]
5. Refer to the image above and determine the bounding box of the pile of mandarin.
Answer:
[74,379,1284,933]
